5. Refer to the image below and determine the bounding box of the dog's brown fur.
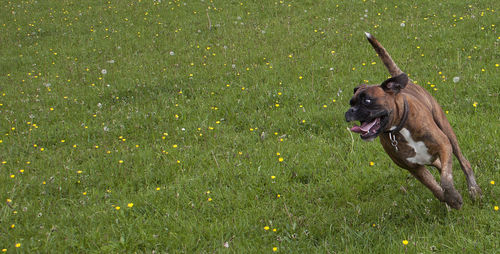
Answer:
[345,33,482,209]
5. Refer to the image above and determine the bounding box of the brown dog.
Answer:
[345,32,482,209]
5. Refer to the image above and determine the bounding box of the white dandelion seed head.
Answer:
[169,51,175,56]
[453,76,460,83]
[101,69,107,75]
[400,22,406,27]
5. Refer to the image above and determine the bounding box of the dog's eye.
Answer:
[364,98,372,104]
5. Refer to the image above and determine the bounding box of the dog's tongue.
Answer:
[350,125,364,133]
[350,119,378,134]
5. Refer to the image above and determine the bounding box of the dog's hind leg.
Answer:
[432,108,482,200]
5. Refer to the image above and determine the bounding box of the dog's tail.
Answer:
[365,32,403,77]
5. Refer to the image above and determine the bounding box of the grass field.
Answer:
[1,0,499,252]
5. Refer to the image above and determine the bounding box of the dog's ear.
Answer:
[353,84,367,94]
[381,73,408,94]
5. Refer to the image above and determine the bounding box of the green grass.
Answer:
[1,0,499,252]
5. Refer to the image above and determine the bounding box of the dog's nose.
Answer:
[345,108,356,122]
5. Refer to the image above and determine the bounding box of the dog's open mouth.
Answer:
[350,117,382,139]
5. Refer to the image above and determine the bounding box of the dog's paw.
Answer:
[468,185,483,201]
[444,188,463,210]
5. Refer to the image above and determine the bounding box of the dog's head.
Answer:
[345,73,408,141]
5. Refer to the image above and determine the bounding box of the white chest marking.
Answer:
[399,128,432,165]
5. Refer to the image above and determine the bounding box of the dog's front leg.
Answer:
[409,166,445,202]
[439,150,463,209]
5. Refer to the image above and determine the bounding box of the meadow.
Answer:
[0,0,499,252]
